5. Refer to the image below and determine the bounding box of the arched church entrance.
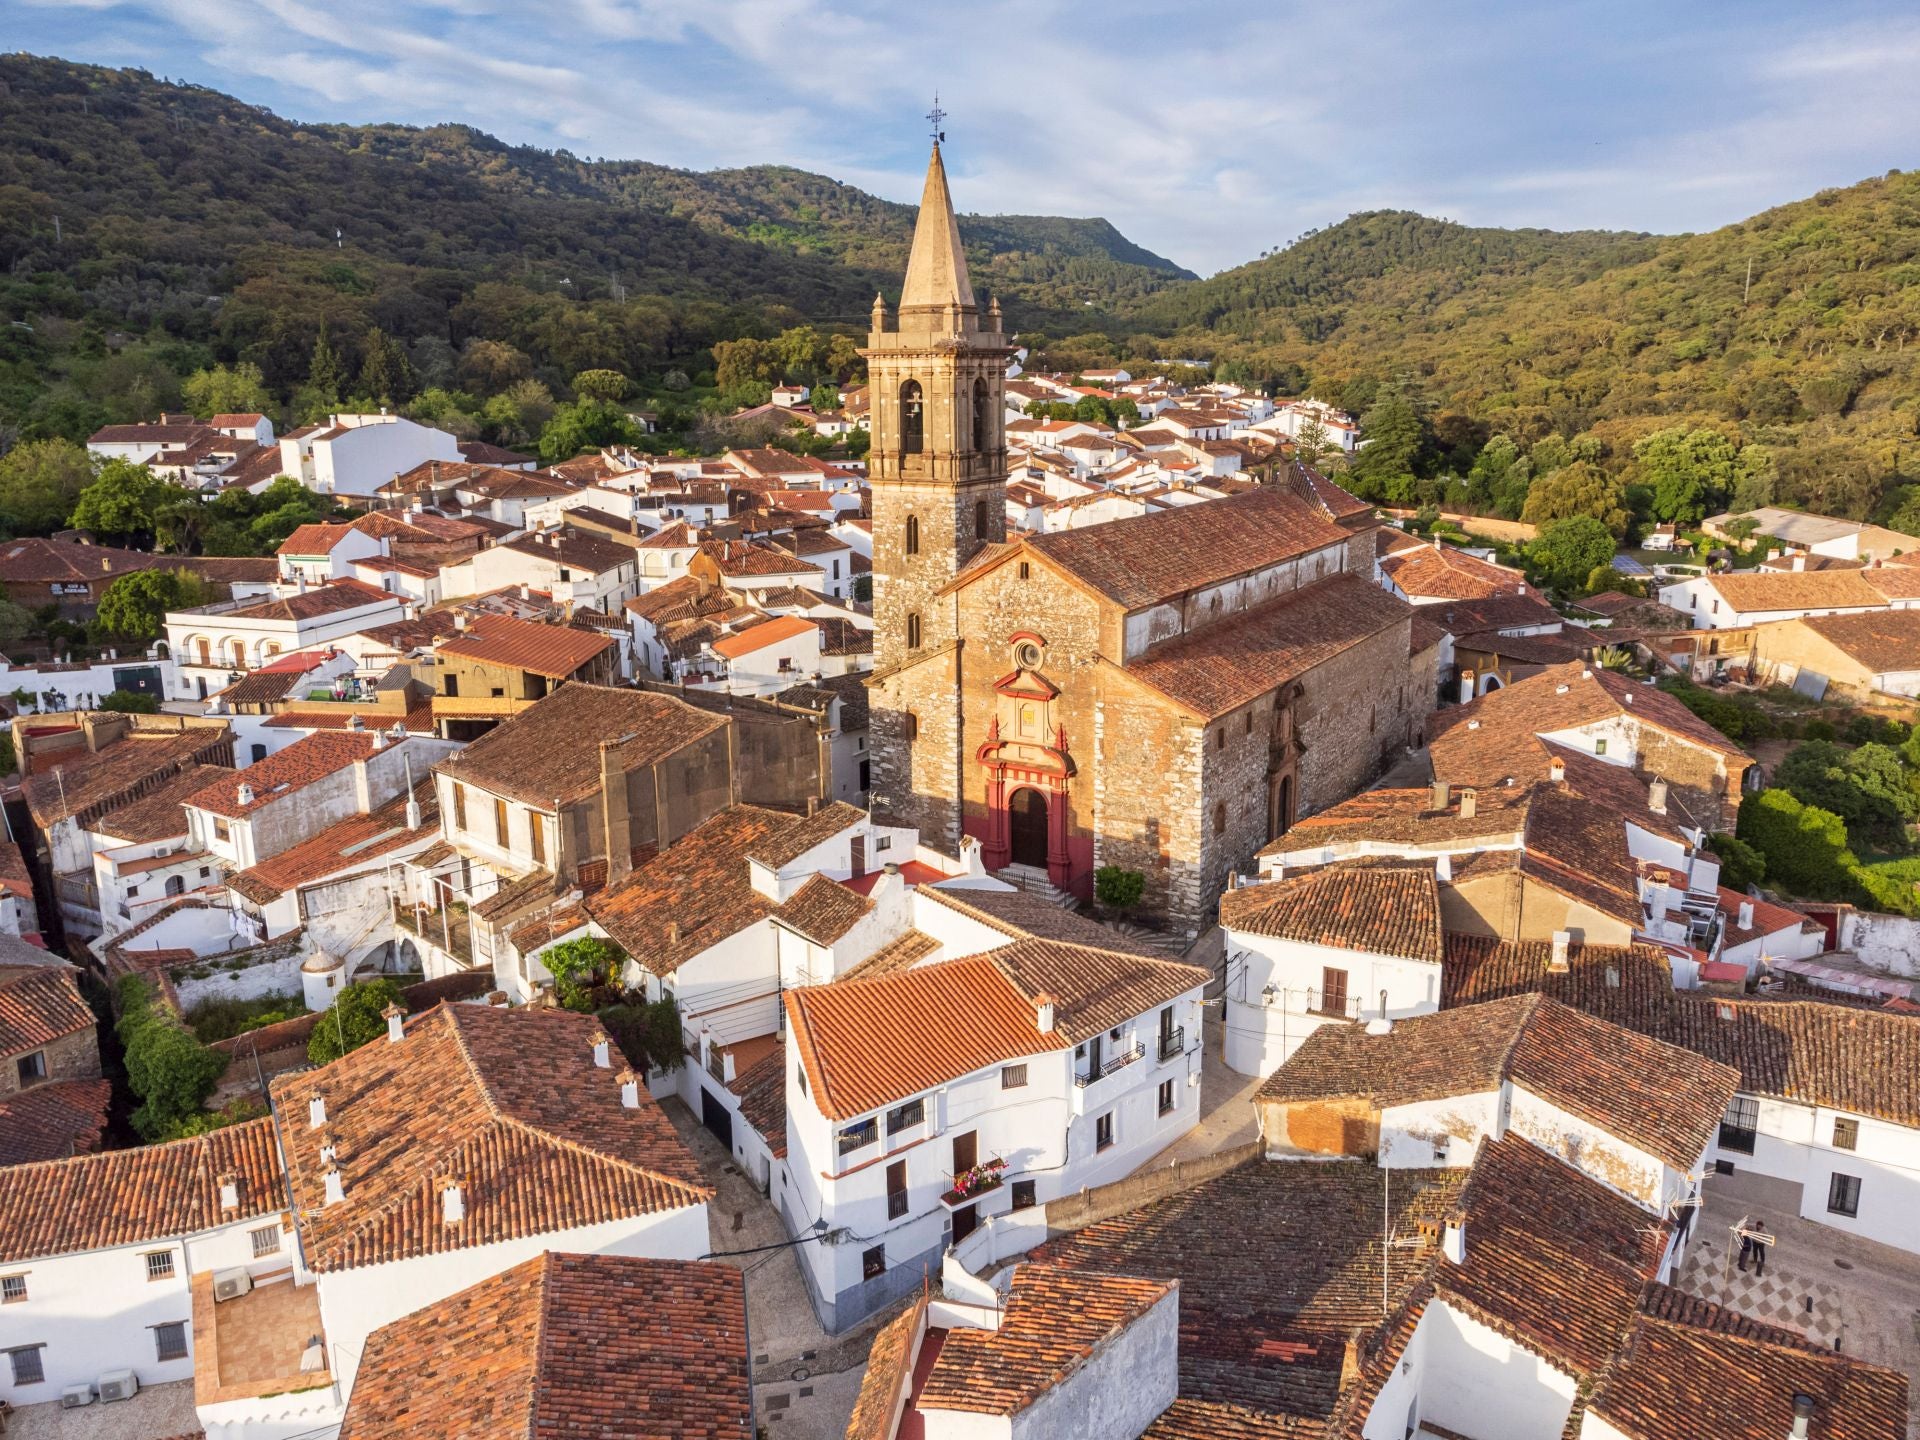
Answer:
[1009,787,1050,868]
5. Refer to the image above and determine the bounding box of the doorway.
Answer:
[1269,774,1294,841]
[1008,788,1048,867]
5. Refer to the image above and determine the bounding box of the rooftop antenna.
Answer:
[927,94,946,146]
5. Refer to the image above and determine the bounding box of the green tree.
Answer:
[1521,460,1631,536]
[539,936,626,1012]
[69,459,174,546]
[308,323,346,403]
[573,368,631,404]
[1346,381,1432,502]
[596,996,683,1073]
[538,400,642,464]
[809,382,839,413]
[1774,740,1917,848]
[96,568,212,641]
[99,689,160,713]
[1528,515,1617,591]
[1735,789,1859,899]
[0,600,33,655]
[0,438,97,536]
[457,338,533,393]
[712,337,777,393]
[1293,414,1331,468]
[116,976,229,1141]
[356,327,415,404]
[1094,866,1146,909]
[1633,427,1757,528]
[182,362,273,419]
[308,978,407,1065]
[1464,434,1531,518]
[1707,832,1767,890]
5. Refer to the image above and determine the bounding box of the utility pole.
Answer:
[1743,256,1754,306]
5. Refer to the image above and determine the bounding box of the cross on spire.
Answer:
[927,94,947,145]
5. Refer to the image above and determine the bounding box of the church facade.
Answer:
[866,144,1435,932]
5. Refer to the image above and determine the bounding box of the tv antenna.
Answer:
[927,94,946,145]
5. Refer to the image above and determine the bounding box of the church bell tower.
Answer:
[865,129,1010,843]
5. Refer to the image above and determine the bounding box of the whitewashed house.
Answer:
[165,580,407,703]
[277,414,461,499]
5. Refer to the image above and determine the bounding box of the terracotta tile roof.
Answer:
[1022,487,1351,611]
[265,703,436,734]
[1123,574,1410,718]
[990,938,1208,1045]
[185,731,376,818]
[727,1041,787,1159]
[437,683,726,808]
[585,806,791,973]
[338,1251,751,1440]
[1262,994,1739,1169]
[92,763,234,843]
[787,956,1063,1122]
[0,537,162,584]
[696,538,821,577]
[0,842,28,902]
[913,884,1166,958]
[846,1300,924,1440]
[272,1004,709,1272]
[1587,1308,1909,1440]
[919,1265,1175,1415]
[744,801,864,869]
[0,963,97,1057]
[276,522,359,555]
[1861,565,1920,600]
[1705,569,1889,612]
[0,1117,282,1264]
[220,577,397,622]
[1221,860,1445,965]
[711,614,816,659]
[0,1078,114,1166]
[1796,610,1920,675]
[835,928,940,982]
[502,530,635,575]
[772,874,873,945]
[1380,545,1527,601]
[211,664,320,706]
[435,613,613,678]
[24,729,229,827]
[227,782,436,905]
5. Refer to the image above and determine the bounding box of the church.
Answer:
[865,141,1435,933]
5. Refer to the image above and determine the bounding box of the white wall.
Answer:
[1222,930,1442,1076]
[1406,1302,1578,1440]
[1714,1095,1920,1253]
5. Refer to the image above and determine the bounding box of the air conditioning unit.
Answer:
[213,1266,253,1302]
[60,1383,94,1408]
[97,1370,139,1403]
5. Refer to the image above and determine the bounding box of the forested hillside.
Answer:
[0,55,1187,446]
[1110,180,1920,526]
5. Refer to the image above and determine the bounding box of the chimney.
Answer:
[1339,1335,1362,1389]
[1458,788,1476,820]
[1739,899,1755,930]
[593,1036,612,1068]
[406,791,424,830]
[323,1166,345,1205]
[667,920,682,946]
[308,1092,327,1129]
[439,1178,465,1225]
[1555,683,1570,695]
[1790,1394,1816,1439]
[101,556,111,573]
[236,782,255,808]
[1434,853,1452,882]
[1442,1218,1467,1265]
[1549,757,1566,785]
[319,1135,337,1164]
[382,1002,405,1043]
[619,1069,642,1108]
[1791,553,1806,572]
[1365,989,1392,1036]
[1649,778,1668,814]
[454,613,468,630]
[218,1173,240,1212]
[1650,877,1669,921]
[1429,779,1450,811]
[1035,993,1057,1033]
[1549,930,1571,973]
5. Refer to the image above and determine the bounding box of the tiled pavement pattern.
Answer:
[1673,1228,1843,1347]
[214,1275,326,1388]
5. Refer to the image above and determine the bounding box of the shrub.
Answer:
[597,996,685,1074]
[116,976,230,1141]
[99,689,160,714]
[1706,832,1766,891]
[1734,789,1859,901]
[1094,866,1146,909]
[307,978,406,1065]
[184,991,304,1043]
[539,937,627,1013]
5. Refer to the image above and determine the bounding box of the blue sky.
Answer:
[7,0,1919,274]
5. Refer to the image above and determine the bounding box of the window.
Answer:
[494,797,509,846]
[1595,738,1608,756]
[838,1116,878,1156]
[1213,802,1227,836]
[862,1245,887,1280]
[906,613,922,649]
[250,743,267,764]
[1018,561,1031,580]
[905,514,920,556]
[974,498,989,539]
[972,377,991,453]
[1718,1096,1758,1155]
[250,1225,281,1259]
[887,1160,908,1220]
[1215,728,1225,751]
[1832,1117,1860,1151]
[1001,1064,1027,1089]
[154,1322,188,1362]
[16,1051,46,1087]
[1827,1172,1862,1218]
[8,1346,44,1386]
[1320,966,1349,1017]
[904,712,919,742]
[444,673,460,698]
[213,818,230,843]
[530,812,546,866]
[1095,1112,1115,1152]
[1158,1079,1175,1116]
[1015,640,1042,670]
[1011,1180,1036,1210]
[886,1098,925,1134]
[1244,711,1254,735]
[145,1250,175,1282]
[1,1275,25,1304]
[452,784,467,832]
[899,381,924,454]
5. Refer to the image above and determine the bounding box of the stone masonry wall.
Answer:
[0,1025,100,1097]
[1635,727,1743,833]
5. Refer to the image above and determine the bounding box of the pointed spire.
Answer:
[900,142,975,322]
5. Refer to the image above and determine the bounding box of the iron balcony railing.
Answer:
[1157,1025,1185,1062]
[1074,1042,1144,1088]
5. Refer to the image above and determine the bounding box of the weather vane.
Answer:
[927,94,947,145]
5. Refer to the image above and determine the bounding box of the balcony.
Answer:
[1074,1042,1144,1088]
[1157,1025,1186,1063]
[939,1157,1007,1209]
[395,904,474,968]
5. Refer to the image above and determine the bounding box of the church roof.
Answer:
[900,142,975,316]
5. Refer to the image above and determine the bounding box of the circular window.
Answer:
[1014,641,1043,670]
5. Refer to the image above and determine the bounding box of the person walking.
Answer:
[1748,1218,1771,1276]
[1735,1214,1755,1272]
